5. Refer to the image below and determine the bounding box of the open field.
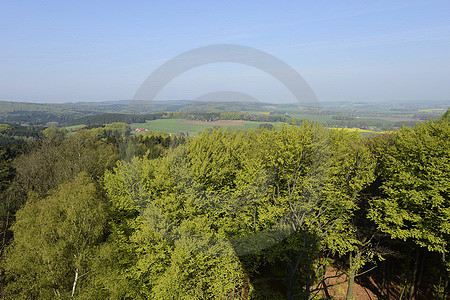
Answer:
[180,120,245,126]
[1,99,446,127]
[418,108,447,112]
[131,118,395,136]
[131,119,281,136]
[327,127,391,134]
[65,125,86,132]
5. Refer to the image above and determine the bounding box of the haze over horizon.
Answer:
[1,1,450,104]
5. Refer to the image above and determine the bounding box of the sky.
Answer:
[1,0,450,103]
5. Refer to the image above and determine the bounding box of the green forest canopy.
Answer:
[0,111,448,299]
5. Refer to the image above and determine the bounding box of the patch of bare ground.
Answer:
[321,267,378,299]
[179,120,246,126]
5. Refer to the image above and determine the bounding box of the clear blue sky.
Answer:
[1,0,450,103]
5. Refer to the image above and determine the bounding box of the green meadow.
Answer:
[131,119,282,136]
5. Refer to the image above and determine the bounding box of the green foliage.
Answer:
[151,230,244,299]
[258,123,275,130]
[94,152,246,299]
[12,129,118,197]
[0,125,43,257]
[368,119,450,252]
[442,108,450,121]
[43,125,67,145]
[1,115,447,298]
[95,124,376,298]
[91,122,131,139]
[2,173,108,299]
[0,148,11,192]
[0,124,12,132]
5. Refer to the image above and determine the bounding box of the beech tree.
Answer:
[2,173,108,299]
[95,150,246,299]
[12,129,117,197]
[368,118,450,299]
[2,118,445,299]
[251,125,376,299]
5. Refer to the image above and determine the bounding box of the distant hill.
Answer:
[0,99,447,129]
[0,100,295,125]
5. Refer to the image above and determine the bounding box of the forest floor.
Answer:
[323,267,378,299]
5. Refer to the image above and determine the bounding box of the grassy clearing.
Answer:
[131,119,281,136]
[65,125,86,132]
[0,124,12,132]
[131,118,391,136]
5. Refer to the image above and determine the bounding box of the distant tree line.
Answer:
[68,112,294,126]
[69,111,425,131]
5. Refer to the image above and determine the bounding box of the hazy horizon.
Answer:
[1,98,449,106]
[1,1,450,103]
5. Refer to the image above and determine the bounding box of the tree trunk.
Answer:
[346,251,361,300]
[381,259,386,297]
[408,247,420,300]
[71,268,79,299]
[442,252,448,300]
[399,282,407,300]
[286,259,294,300]
[416,252,424,298]
[386,258,392,299]
[322,277,332,299]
